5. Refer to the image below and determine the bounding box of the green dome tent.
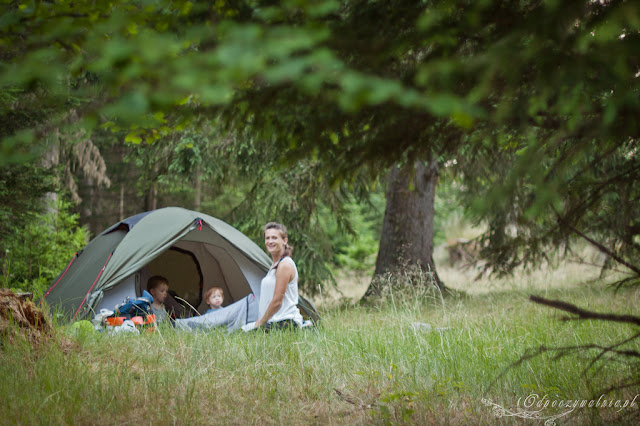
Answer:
[43,207,319,324]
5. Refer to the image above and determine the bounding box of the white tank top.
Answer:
[258,257,303,325]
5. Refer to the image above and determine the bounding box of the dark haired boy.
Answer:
[148,275,170,323]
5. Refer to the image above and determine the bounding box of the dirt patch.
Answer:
[0,288,74,352]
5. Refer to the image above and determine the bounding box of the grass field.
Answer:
[2,252,640,425]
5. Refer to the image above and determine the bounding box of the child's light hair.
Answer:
[204,286,224,302]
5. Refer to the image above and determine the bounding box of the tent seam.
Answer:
[72,252,113,321]
[41,253,77,305]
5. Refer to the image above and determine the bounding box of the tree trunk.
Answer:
[146,183,157,211]
[119,183,125,220]
[364,160,443,297]
[145,163,159,211]
[42,133,59,214]
[194,165,201,211]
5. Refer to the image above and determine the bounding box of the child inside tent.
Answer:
[205,287,224,314]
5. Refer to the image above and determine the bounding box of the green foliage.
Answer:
[373,388,418,424]
[0,87,50,165]
[3,0,639,284]
[455,129,640,276]
[325,191,385,272]
[2,199,88,298]
[223,159,350,293]
[321,175,467,273]
[219,0,640,280]
[0,164,56,244]
[2,0,472,164]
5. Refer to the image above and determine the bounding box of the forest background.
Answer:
[1,0,639,301]
[2,0,640,423]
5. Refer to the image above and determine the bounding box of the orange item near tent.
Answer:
[106,316,125,326]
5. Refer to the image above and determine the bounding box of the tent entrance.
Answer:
[136,237,256,315]
[146,247,204,311]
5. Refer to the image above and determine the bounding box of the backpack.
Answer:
[113,290,154,319]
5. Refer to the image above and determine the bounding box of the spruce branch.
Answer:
[529,295,640,327]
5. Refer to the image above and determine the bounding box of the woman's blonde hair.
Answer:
[264,222,293,257]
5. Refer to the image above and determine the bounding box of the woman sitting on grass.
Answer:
[253,222,303,331]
